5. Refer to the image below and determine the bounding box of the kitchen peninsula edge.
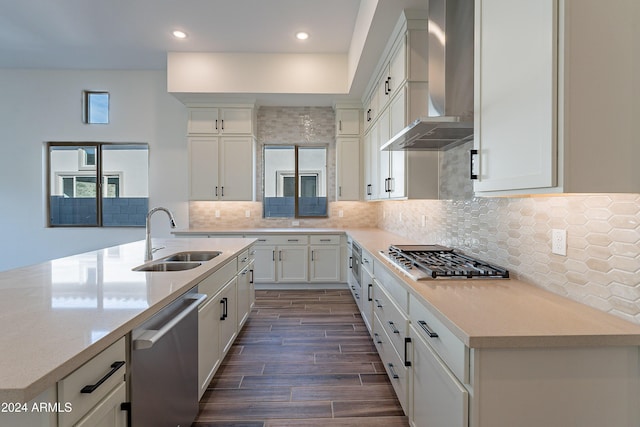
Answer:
[0,237,255,403]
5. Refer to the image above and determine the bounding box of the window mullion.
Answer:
[294,145,299,218]
[96,144,103,226]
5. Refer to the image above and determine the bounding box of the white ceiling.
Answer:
[0,0,428,105]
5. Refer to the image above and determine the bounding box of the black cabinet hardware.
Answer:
[80,361,125,394]
[470,149,478,180]
[418,320,439,338]
[387,362,399,379]
[220,297,228,320]
[404,337,412,367]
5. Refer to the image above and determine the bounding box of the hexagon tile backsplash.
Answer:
[377,195,640,324]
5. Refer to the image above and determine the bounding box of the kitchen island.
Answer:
[0,237,255,407]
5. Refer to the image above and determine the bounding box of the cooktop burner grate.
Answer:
[383,245,509,280]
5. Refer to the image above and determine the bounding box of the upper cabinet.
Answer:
[474,0,640,195]
[187,104,256,201]
[187,107,254,135]
[336,109,361,136]
[362,10,439,201]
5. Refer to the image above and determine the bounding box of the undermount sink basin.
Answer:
[133,261,202,272]
[161,251,222,262]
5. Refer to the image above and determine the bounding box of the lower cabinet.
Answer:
[347,237,640,427]
[410,325,468,427]
[58,337,127,427]
[197,249,255,399]
[248,234,345,285]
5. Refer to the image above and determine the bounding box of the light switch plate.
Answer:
[552,229,567,256]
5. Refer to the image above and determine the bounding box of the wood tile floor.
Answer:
[193,289,409,427]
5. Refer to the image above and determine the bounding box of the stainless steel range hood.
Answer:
[381,0,474,151]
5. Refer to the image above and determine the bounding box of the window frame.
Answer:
[262,144,328,219]
[46,141,147,228]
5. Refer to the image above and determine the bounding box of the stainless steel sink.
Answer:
[133,261,202,272]
[161,251,221,262]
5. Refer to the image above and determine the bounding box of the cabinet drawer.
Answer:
[309,235,341,245]
[361,248,375,274]
[238,248,253,268]
[373,312,410,414]
[373,279,409,357]
[246,235,309,245]
[198,258,238,302]
[372,261,409,312]
[409,294,469,383]
[58,337,126,427]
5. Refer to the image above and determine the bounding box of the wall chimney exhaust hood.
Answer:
[381,0,474,151]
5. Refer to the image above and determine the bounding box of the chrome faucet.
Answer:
[145,207,177,261]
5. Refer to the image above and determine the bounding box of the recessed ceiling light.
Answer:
[295,31,309,40]
[172,30,187,39]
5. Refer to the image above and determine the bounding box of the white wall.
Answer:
[0,69,188,271]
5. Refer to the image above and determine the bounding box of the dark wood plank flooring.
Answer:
[193,289,409,427]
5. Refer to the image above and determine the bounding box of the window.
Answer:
[47,142,149,227]
[263,145,327,218]
[83,91,109,124]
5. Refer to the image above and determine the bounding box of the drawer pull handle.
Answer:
[367,284,373,301]
[374,333,383,344]
[355,293,360,300]
[249,269,254,284]
[418,320,439,338]
[288,239,299,242]
[220,297,228,320]
[320,238,331,242]
[387,363,399,379]
[388,320,400,334]
[349,256,353,268]
[80,361,125,394]
[404,337,412,367]
[375,299,383,308]
[258,239,267,242]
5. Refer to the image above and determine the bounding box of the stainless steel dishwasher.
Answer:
[131,290,206,427]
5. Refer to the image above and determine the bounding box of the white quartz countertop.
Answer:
[0,237,255,403]
[345,228,640,349]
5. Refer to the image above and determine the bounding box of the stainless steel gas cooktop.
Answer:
[379,245,509,281]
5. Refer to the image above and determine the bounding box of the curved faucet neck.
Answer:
[145,207,177,261]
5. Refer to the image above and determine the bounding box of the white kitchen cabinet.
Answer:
[198,287,222,397]
[360,249,375,334]
[236,262,254,329]
[252,245,277,283]
[197,258,239,398]
[277,245,308,282]
[336,137,361,201]
[58,337,127,427]
[474,0,640,194]
[187,107,253,135]
[218,277,238,355]
[309,245,341,282]
[188,136,255,201]
[0,387,58,426]
[335,108,361,136]
[411,326,468,427]
[362,10,439,201]
[75,382,127,427]
[245,234,346,286]
[251,236,309,283]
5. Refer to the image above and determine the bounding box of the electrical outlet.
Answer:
[399,212,403,222]
[551,229,567,256]
[338,210,344,218]
[215,210,220,218]
[421,215,426,227]
[292,220,299,226]
[245,210,250,218]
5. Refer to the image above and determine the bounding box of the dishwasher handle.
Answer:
[133,293,207,350]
